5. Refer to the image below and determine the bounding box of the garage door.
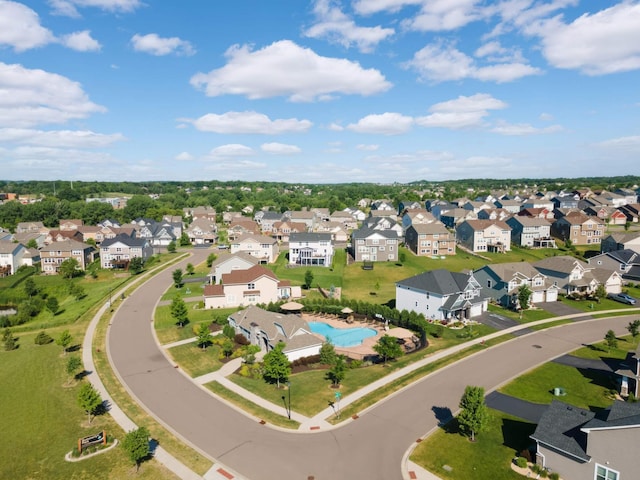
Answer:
[545,290,558,302]
[532,291,544,304]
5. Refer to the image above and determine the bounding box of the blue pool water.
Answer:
[308,322,377,347]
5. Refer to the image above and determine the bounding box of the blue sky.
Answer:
[1,0,639,184]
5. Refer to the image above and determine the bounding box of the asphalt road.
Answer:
[107,249,638,480]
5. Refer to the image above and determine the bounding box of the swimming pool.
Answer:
[308,321,377,347]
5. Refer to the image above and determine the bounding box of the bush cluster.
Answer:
[34,331,53,345]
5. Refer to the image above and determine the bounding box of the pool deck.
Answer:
[302,313,417,359]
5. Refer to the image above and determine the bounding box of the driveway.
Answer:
[477,311,533,337]
[485,391,547,424]
[538,301,593,320]
[107,252,638,480]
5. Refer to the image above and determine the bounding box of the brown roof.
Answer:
[221,265,278,285]
[461,219,511,231]
[203,284,224,297]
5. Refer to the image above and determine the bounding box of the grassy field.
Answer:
[166,341,224,377]
[411,411,535,480]
[268,248,346,288]
[0,330,177,480]
[154,305,236,344]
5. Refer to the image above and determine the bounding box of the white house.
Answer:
[207,252,258,284]
[100,234,153,269]
[456,220,512,253]
[396,269,488,322]
[288,233,334,267]
[0,240,27,275]
[230,234,279,264]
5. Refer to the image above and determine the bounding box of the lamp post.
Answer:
[282,381,291,419]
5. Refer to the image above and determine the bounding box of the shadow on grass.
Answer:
[501,418,536,455]
[576,367,619,393]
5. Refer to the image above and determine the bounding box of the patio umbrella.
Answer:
[341,307,353,314]
[280,301,304,312]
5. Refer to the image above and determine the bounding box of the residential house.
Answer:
[401,209,436,231]
[230,234,279,264]
[461,200,494,214]
[583,190,628,209]
[286,210,317,230]
[329,210,358,230]
[228,306,323,361]
[614,188,638,205]
[531,400,640,480]
[615,343,640,397]
[474,262,559,308]
[619,203,640,223]
[397,200,422,215]
[362,216,404,239]
[506,216,556,248]
[13,231,46,249]
[132,218,177,248]
[288,233,334,267]
[456,220,512,253]
[206,252,259,284]
[222,211,243,224]
[404,223,455,257]
[227,219,260,241]
[396,269,487,322]
[440,208,477,228]
[533,256,600,296]
[550,195,579,210]
[0,240,28,276]
[255,211,284,234]
[40,239,95,275]
[350,228,398,262]
[494,199,524,214]
[476,208,511,222]
[44,229,84,245]
[162,216,183,239]
[100,234,153,269]
[601,232,640,255]
[271,220,307,243]
[518,207,555,220]
[185,218,218,245]
[589,250,640,283]
[343,207,366,222]
[370,200,395,213]
[16,221,47,234]
[551,212,604,246]
[315,222,349,243]
[203,266,301,310]
[59,219,83,231]
[521,199,554,211]
[310,207,330,223]
[184,206,217,222]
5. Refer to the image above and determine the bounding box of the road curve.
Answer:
[107,249,637,480]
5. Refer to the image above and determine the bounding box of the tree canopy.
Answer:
[373,335,403,364]
[262,342,291,388]
[457,385,489,442]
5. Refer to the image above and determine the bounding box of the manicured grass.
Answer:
[155,305,235,344]
[569,336,636,361]
[0,330,177,480]
[205,382,300,429]
[559,295,639,313]
[267,249,346,288]
[167,341,224,378]
[411,411,535,480]
[499,362,616,410]
[487,304,554,323]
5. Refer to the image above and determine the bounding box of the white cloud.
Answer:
[595,135,640,149]
[406,41,540,83]
[539,112,554,121]
[402,0,484,32]
[175,152,193,161]
[0,62,106,128]
[0,128,124,147]
[49,0,142,17]
[356,144,379,151]
[261,142,302,155]
[353,0,427,15]
[185,111,312,135]
[327,123,345,131]
[347,112,414,135]
[490,121,563,135]
[190,40,391,102]
[209,144,255,157]
[528,3,640,75]
[416,93,507,129]
[131,33,195,56]
[0,1,55,51]
[61,30,101,51]
[304,0,394,53]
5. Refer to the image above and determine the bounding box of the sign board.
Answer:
[335,392,342,399]
[78,430,106,452]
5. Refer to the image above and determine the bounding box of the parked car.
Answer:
[607,292,637,305]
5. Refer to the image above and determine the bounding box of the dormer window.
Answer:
[248,283,255,290]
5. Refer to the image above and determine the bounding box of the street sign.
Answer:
[78,430,106,452]
[335,391,341,399]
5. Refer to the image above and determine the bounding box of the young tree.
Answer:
[122,426,150,472]
[167,240,177,253]
[170,295,188,328]
[77,382,102,424]
[46,296,59,315]
[319,342,337,366]
[129,256,144,274]
[56,329,73,355]
[66,355,83,379]
[59,257,81,279]
[327,354,347,387]
[26,238,38,249]
[195,323,212,350]
[304,269,314,289]
[517,284,532,310]
[24,277,38,297]
[595,284,607,302]
[605,329,618,351]
[68,282,86,300]
[627,320,640,344]
[222,324,236,339]
[186,263,195,275]
[373,334,404,365]
[221,337,234,358]
[206,253,217,267]
[457,385,489,442]
[179,232,191,246]
[262,342,291,388]
[172,268,183,288]
[3,328,16,351]
[34,331,53,345]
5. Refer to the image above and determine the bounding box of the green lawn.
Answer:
[569,336,636,361]
[167,341,224,378]
[499,361,616,410]
[411,411,535,480]
[267,249,346,288]
[487,304,554,323]
[0,331,176,480]
[154,305,236,344]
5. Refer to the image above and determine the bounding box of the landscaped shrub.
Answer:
[348,359,363,369]
[549,473,559,480]
[515,457,528,468]
[519,449,532,462]
[34,331,53,345]
[234,333,249,346]
[238,363,261,379]
[291,354,321,367]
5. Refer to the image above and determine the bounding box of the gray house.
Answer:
[350,227,398,262]
[506,216,556,248]
[588,249,640,283]
[531,399,640,480]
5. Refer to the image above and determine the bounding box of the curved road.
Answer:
[107,250,637,480]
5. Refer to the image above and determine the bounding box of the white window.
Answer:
[248,283,255,290]
[595,464,619,480]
